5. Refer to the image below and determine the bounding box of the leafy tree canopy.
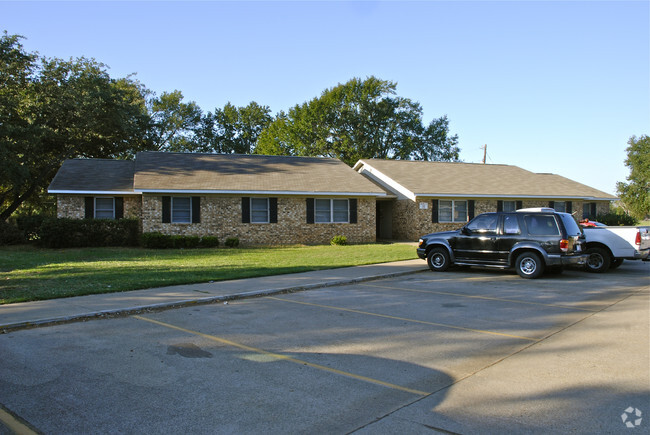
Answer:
[256,76,460,165]
[194,101,273,154]
[616,135,650,219]
[0,32,150,220]
[1,33,463,221]
[147,90,202,152]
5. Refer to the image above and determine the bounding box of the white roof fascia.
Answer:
[355,164,416,201]
[135,189,386,197]
[48,190,139,195]
[415,193,616,201]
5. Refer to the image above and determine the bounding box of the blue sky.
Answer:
[2,0,649,195]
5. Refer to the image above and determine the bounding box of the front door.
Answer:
[453,213,499,263]
[376,201,393,240]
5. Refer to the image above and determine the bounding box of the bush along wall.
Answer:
[16,215,47,241]
[141,232,219,249]
[38,218,141,248]
[595,213,638,226]
[0,221,25,246]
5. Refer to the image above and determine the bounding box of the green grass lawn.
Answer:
[0,244,418,304]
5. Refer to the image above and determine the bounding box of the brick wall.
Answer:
[57,195,142,219]
[142,195,376,246]
[57,193,611,244]
[56,195,85,219]
[392,198,612,241]
[123,196,142,219]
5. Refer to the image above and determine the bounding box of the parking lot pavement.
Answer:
[0,260,427,331]
[1,261,648,434]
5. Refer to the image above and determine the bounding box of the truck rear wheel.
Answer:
[610,258,624,269]
[585,247,611,273]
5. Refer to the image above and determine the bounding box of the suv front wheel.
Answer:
[515,252,544,279]
[427,247,450,272]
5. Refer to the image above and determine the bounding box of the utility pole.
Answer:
[481,144,487,164]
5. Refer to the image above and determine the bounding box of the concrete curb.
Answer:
[1,265,426,333]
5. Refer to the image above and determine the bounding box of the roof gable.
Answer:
[355,159,616,200]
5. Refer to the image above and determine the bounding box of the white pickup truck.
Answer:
[582,225,650,272]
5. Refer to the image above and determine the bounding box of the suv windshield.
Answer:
[557,213,582,236]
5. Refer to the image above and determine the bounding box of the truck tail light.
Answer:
[560,239,569,252]
[635,231,641,246]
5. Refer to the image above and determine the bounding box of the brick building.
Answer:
[49,153,617,244]
[353,159,617,241]
[48,152,387,245]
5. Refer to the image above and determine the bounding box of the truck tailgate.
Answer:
[638,227,650,251]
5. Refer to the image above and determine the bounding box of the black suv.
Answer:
[417,208,587,279]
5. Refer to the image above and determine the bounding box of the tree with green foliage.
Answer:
[147,90,202,152]
[195,102,273,154]
[616,135,650,219]
[0,32,151,221]
[256,76,460,165]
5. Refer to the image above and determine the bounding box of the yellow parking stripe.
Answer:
[427,276,519,282]
[133,315,429,396]
[0,406,38,435]
[360,283,598,312]
[268,297,538,342]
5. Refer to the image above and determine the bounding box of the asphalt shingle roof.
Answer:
[48,159,135,193]
[133,152,387,195]
[355,159,616,200]
[49,152,387,196]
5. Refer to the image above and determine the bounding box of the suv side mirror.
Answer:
[461,226,470,235]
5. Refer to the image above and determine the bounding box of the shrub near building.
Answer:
[140,232,220,249]
[38,218,140,248]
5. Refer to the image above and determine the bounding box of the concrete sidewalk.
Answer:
[0,259,427,332]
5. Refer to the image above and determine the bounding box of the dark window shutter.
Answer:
[516,200,523,210]
[162,196,171,223]
[566,201,572,214]
[432,200,438,223]
[306,198,315,224]
[115,197,124,219]
[85,197,94,219]
[548,201,555,210]
[349,198,357,224]
[497,200,503,212]
[242,197,250,223]
[468,200,475,220]
[192,197,201,223]
[269,198,278,223]
[590,203,597,218]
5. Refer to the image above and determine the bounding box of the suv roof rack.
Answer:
[516,207,556,213]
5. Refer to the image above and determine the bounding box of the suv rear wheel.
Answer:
[427,247,450,272]
[515,252,544,279]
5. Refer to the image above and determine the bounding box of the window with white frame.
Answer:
[439,200,467,223]
[502,200,516,212]
[315,199,349,223]
[553,201,566,213]
[583,202,597,219]
[94,197,115,219]
[250,198,269,223]
[172,197,191,223]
